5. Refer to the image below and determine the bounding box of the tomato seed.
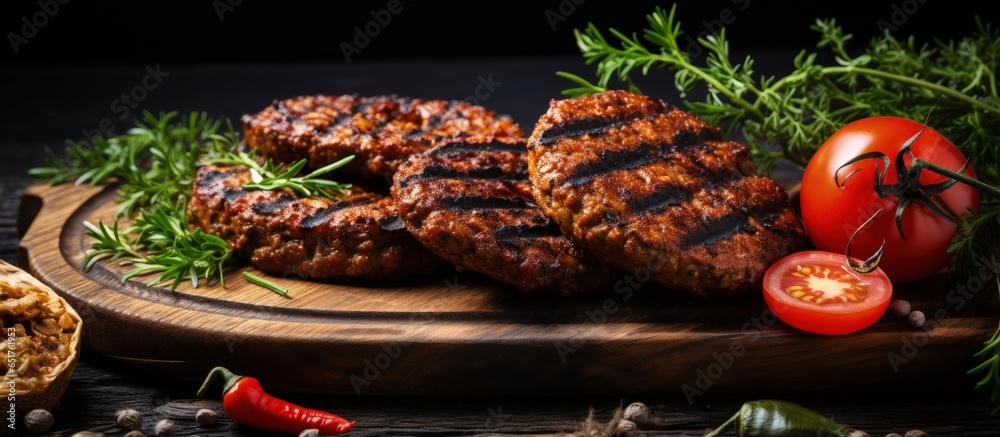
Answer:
[784,264,868,305]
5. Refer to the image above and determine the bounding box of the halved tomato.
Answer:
[763,251,893,335]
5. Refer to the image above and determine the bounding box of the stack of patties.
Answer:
[189,94,523,281]
[390,137,614,295]
[189,90,805,297]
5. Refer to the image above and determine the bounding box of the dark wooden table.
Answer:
[3,58,999,436]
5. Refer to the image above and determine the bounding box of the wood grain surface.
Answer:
[17,180,1000,399]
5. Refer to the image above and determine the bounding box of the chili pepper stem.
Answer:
[703,411,740,437]
[197,366,243,398]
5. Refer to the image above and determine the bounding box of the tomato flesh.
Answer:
[763,251,892,335]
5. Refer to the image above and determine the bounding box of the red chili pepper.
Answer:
[197,366,355,435]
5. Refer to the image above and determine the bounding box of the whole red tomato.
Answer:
[800,116,979,284]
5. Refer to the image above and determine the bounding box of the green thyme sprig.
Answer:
[561,4,1000,414]
[970,275,1000,415]
[243,271,291,299]
[559,4,1000,180]
[31,111,352,296]
[561,4,1000,277]
[208,149,354,199]
[83,207,232,289]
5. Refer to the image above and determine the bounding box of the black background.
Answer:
[2,0,991,65]
[2,1,995,152]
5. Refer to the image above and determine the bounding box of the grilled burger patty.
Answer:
[526,90,806,295]
[188,164,443,280]
[391,138,613,295]
[242,94,525,180]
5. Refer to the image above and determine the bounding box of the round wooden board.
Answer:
[15,182,999,396]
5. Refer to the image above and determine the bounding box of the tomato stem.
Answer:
[914,159,1000,197]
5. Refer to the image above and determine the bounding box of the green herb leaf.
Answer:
[243,271,292,299]
[31,111,349,292]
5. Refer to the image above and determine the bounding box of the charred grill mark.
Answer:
[380,215,406,231]
[565,144,661,187]
[418,163,525,181]
[628,185,694,215]
[300,207,337,230]
[199,167,245,186]
[494,223,564,242]
[299,202,357,230]
[429,139,527,156]
[746,203,795,235]
[251,194,294,215]
[222,187,247,202]
[562,128,716,187]
[534,111,651,145]
[434,194,531,210]
[683,212,757,248]
[667,128,718,151]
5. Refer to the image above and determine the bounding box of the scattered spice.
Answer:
[908,311,927,328]
[615,419,636,435]
[299,429,320,437]
[621,402,648,423]
[904,430,929,437]
[70,432,104,437]
[890,300,912,318]
[115,408,143,431]
[195,408,219,427]
[23,409,54,435]
[154,419,176,437]
[886,433,903,437]
[123,431,146,437]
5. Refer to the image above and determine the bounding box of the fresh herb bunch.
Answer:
[560,4,1000,413]
[559,4,1000,177]
[30,111,351,295]
[559,4,1000,275]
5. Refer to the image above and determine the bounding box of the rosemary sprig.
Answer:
[969,275,1000,414]
[562,4,1000,414]
[559,4,1000,182]
[209,149,354,199]
[84,207,233,289]
[561,5,1000,277]
[32,111,350,296]
[243,271,291,299]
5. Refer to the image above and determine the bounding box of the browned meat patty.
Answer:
[242,94,525,180]
[526,90,807,295]
[187,164,443,280]
[391,137,614,295]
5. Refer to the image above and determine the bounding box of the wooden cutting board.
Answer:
[15,181,1000,396]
